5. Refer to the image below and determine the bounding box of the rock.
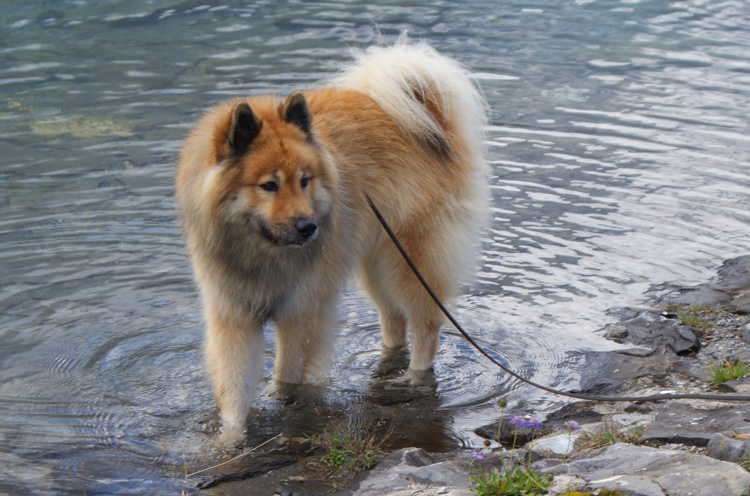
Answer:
[657,256,750,313]
[348,448,472,496]
[546,474,587,495]
[731,289,750,314]
[544,402,605,427]
[707,433,746,462]
[716,256,750,292]
[475,414,533,447]
[639,402,750,447]
[611,412,656,428]
[537,443,750,496]
[717,375,750,394]
[530,432,579,457]
[602,309,700,356]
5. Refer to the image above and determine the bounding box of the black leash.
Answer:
[366,194,750,403]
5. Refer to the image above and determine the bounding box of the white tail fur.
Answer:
[331,40,488,170]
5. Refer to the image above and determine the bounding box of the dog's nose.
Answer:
[294,219,317,239]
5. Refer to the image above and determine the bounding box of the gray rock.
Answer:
[707,433,747,462]
[717,375,750,394]
[530,432,579,457]
[639,402,750,447]
[657,285,730,308]
[538,443,750,496]
[657,256,750,313]
[731,289,750,314]
[716,256,750,291]
[349,448,472,496]
[602,309,700,356]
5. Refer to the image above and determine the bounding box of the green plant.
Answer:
[663,302,725,336]
[471,465,552,496]
[469,402,553,496]
[308,424,386,473]
[708,359,750,385]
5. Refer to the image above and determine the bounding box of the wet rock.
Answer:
[536,443,750,496]
[657,256,750,314]
[716,256,750,292]
[731,288,750,314]
[707,433,747,462]
[544,402,604,427]
[603,309,700,355]
[475,413,532,447]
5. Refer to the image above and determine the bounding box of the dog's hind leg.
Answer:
[204,313,265,444]
[376,227,457,385]
[360,257,408,349]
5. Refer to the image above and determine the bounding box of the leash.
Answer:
[365,194,750,403]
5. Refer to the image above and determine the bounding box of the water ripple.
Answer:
[2,0,750,493]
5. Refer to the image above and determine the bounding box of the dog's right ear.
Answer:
[227,102,261,157]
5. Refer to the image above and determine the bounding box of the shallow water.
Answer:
[1,0,750,493]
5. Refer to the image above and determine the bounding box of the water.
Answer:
[1,0,749,493]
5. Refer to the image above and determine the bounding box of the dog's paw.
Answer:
[396,368,436,387]
[217,425,246,448]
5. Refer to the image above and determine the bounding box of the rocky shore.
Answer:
[200,256,750,496]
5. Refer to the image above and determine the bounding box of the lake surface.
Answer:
[1,0,749,493]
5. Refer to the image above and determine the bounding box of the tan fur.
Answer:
[176,43,487,439]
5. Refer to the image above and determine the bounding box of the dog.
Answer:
[176,41,489,441]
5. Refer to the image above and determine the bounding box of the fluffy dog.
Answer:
[176,42,488,440]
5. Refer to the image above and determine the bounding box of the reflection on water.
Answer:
[1,0,750,493]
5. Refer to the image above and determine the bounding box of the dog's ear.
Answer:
[228,102,262,157]
[281,91,311,135]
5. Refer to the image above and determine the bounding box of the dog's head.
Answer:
[206,92,336,247]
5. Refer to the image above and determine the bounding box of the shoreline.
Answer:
[196,256,750,495]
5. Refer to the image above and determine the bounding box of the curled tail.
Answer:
[330,41,488,171]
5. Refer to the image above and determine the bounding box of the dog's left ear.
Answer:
[281,91,312,135]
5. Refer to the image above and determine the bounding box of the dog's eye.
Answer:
[260,181,278,192]
[300,177,310,189]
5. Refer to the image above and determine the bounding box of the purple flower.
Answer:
[510,415,528,427]
[566,420,582,432]
[471,450,486,461]
[527,417,544,430]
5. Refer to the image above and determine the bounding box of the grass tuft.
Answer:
[663,302,725,336]
[306,421,389,490]
[708,359,750,385]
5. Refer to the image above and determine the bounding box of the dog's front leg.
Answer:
[273,292,338,385]
[204,313,265,444]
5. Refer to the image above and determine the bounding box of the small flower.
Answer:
[527,417,544,430]
[566,420,582,432]
[471,450,486,461]
[510,415,528,427]
[498,398,507,409]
